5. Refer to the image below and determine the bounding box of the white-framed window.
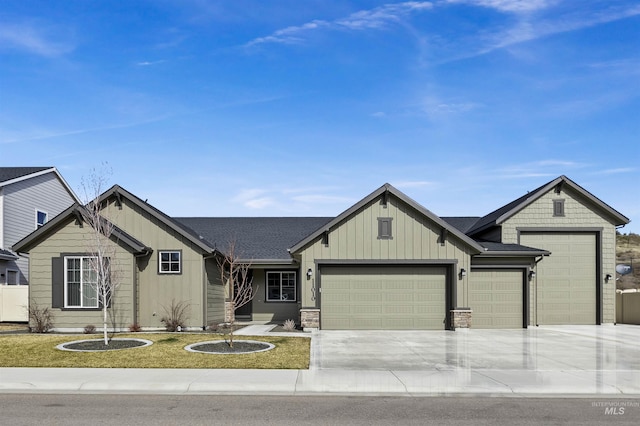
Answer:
[36,209,48,229]
[64,256,98,308]
[266,271,296,302]
[159,250,181,274]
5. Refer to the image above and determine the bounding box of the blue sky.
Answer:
[1,0,639,233]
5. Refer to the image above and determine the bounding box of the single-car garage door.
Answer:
[320,265,447,330]
[469,269,524,329]
[520,232,596,325]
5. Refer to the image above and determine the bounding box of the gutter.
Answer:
[477,250,550,257]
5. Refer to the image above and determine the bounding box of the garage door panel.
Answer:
[469,269,523,329]
[321,266,447,330]
[521,233,596,325]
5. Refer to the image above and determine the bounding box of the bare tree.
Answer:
[80,166,121,345]
[217,240,256,348]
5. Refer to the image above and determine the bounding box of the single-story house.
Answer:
[13,175,629,331]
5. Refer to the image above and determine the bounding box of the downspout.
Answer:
[532,255,546,326]
[133,248,152,327]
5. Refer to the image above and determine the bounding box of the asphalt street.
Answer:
[1,394,639,426]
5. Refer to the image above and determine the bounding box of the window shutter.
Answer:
[51,257,64,308]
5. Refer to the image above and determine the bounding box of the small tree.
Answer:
[80,166,121,345]
[217,240,256,348]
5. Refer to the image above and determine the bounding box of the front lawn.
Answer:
[0,333,310,369]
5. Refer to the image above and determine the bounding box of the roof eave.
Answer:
[0,252,19,261]
[240,258,298,265]
[97,185,215,254]
[477,249,551,257]
[12,203,81,254]
[0,167,54,188]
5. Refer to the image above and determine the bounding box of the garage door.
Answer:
[320,265,447,330]
[469,269,524,329]
[520,233,596,325]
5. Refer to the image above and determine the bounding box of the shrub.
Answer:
[28,301,54,333]
[160,299,190,332]
[128,323,142,332]
[84,324,96,334]
[283,319,297,331]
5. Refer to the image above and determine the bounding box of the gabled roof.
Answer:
[0,166,81,203]
[0,248,18,261]
[0,167,50,183]
[96,185,216,254]
[13,203,151,255]
[176,217,333,263]
[467,175,630,236]
[442,217,482,234]
[289,183,485,254]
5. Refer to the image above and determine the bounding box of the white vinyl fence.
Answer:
[0,285,29,322]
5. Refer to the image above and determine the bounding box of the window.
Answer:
[377,217,393,240]
[553,199,565,217]
[64,256,98,308]
[5,269,19,285]
[36,209,48,229]
[159,251,181,274]
[266,271,296,302]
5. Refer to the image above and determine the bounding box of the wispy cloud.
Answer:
[477,4,640,56]
[0,114,174,144]
[136,60,167,67]
[591,168,636,176]
[0,21,74,57]
[446,0,554,13]
[421,96,482,119]
[245,1,433,47]
[232,189,276,210]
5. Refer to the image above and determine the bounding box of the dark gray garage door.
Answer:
[320,265,447,330]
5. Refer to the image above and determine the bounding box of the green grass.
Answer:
[0,333,310,369]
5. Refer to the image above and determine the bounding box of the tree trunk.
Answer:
[103,294,109,345]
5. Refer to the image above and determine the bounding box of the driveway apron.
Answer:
[310,326,640,372]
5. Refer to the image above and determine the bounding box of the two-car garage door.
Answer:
[320,265,447,330]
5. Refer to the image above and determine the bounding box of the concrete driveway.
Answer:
[300,325,640,395]
[311,325,640,371]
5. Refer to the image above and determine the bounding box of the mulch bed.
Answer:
[269,325,303,333]
[62,339,149,351]
[189,341,272,354]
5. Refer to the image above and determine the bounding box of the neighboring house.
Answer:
[0,167,79,322]
[13,175,629,331]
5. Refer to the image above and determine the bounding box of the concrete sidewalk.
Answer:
[1,325,639,396]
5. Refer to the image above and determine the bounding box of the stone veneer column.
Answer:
[450,308,472,329]
[300,308,320,331]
